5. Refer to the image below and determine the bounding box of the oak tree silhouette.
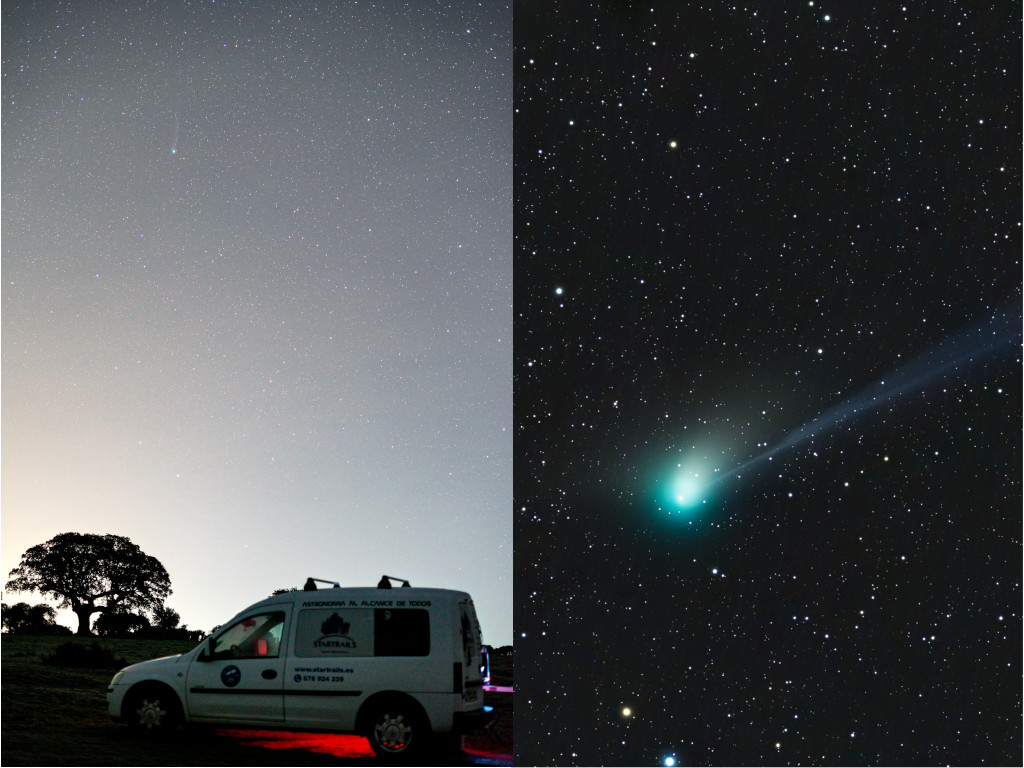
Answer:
[5,532,171,635]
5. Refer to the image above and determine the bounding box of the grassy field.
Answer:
[1,635,512,766]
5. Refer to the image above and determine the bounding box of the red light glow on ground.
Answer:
[217,729,375,758]
[216,728,512,765]
[463,745,514,764]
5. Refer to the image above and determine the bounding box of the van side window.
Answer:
[375,609,429,656]
[210,611,285,660]
[294,607,429,657]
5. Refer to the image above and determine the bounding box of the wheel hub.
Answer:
[136,698,166,729]
[375,713,412,751]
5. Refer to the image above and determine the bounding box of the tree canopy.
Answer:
[5,532,171,635]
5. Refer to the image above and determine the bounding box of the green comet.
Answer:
[656,456,718,515]
[669,469,706,509]
[646,303,1021,523]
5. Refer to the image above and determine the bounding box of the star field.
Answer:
[2,1,512,645]
[515,3,1021,765]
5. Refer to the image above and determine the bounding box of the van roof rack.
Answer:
[377,575,411,589]
[303,577,340,591]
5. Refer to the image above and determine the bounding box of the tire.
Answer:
[365,700,428,759]
[124,685,182,735]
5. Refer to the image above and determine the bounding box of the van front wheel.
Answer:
[366,703,426,758]
[124,685,181,735]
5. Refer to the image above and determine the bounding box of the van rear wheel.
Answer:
[366,702,427,758]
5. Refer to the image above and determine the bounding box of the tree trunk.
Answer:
[72,604,97,636]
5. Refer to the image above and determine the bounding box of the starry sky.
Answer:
[515,3,1021,767]
[2,1,512,646]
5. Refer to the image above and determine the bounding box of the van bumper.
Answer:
[107,685,127,722]
[452,706,492,734]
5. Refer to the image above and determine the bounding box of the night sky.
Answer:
[515,3,1021,767]
[2,1,512,646]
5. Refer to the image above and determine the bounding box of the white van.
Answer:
[107,576,492,758]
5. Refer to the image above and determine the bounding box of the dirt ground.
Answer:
[1,635,512,766]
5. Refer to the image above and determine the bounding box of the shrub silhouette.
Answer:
[43,641,127,669]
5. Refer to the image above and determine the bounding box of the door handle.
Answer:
[262,669,278,680]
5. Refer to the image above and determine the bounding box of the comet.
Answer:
[656,302,1021,515]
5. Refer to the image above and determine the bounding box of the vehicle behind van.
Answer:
[107,576,491,758]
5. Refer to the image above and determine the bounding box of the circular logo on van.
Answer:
[221,665,241,687]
